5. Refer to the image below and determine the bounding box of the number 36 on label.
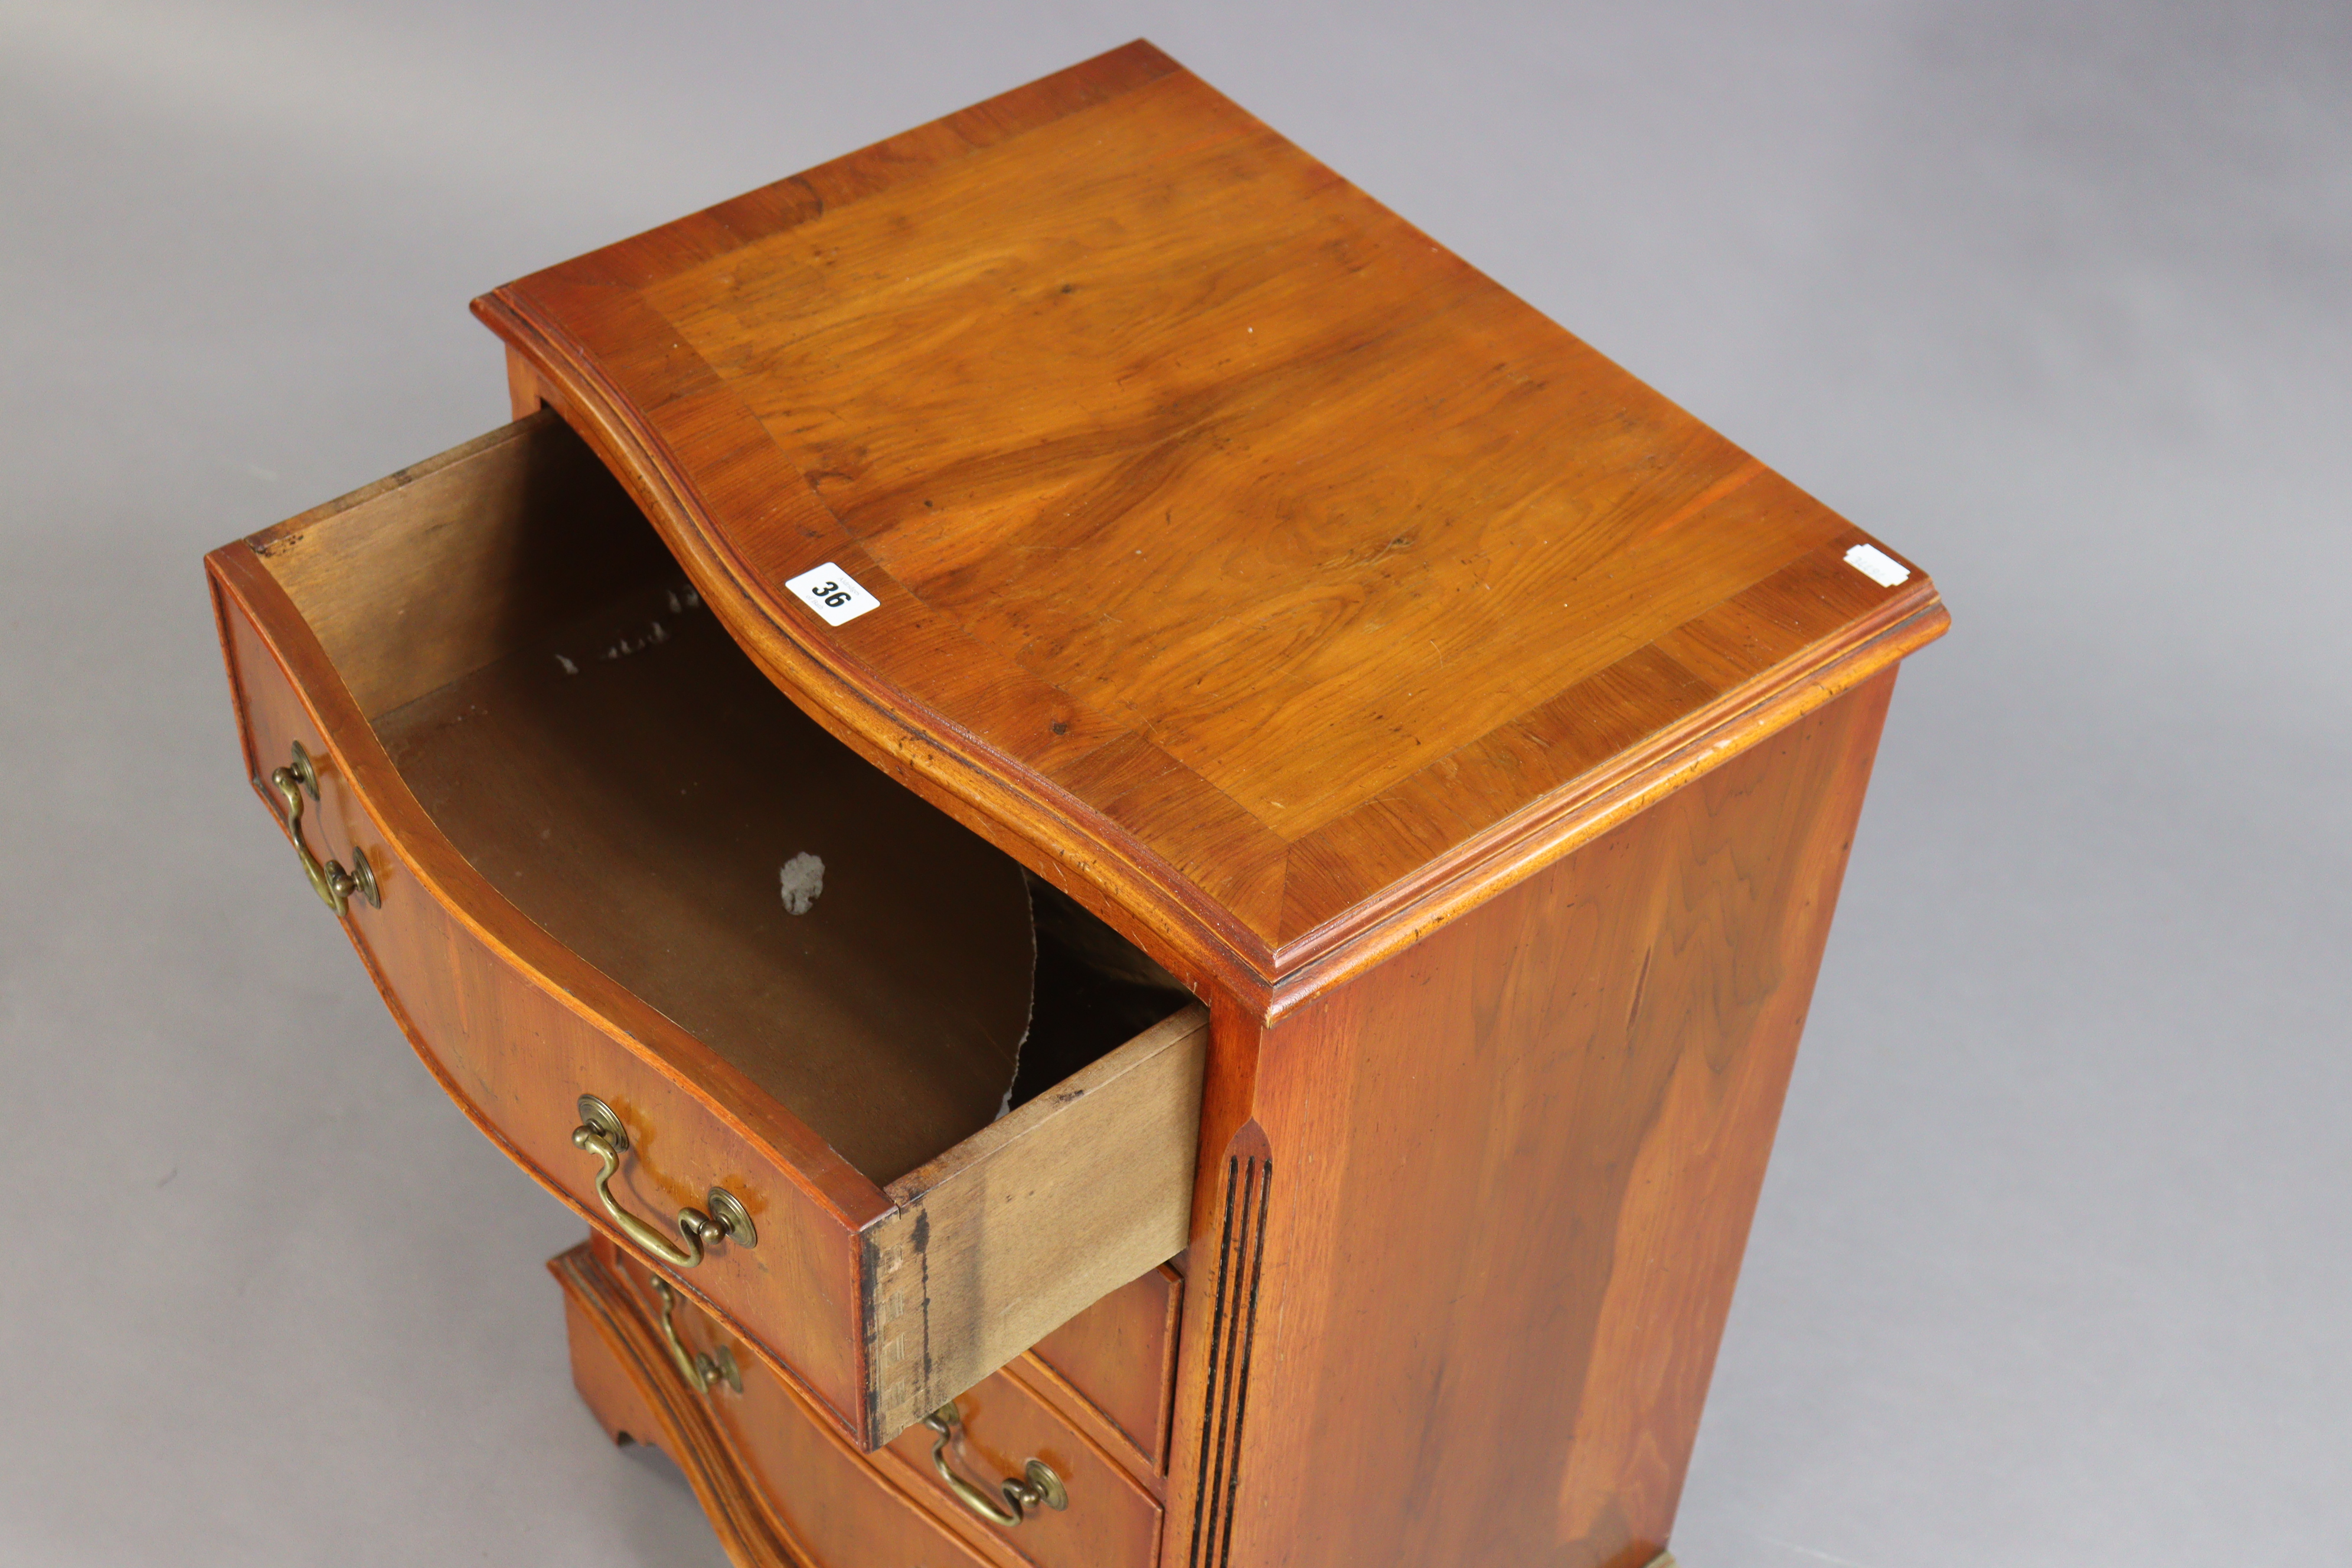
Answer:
[783,562,882,627]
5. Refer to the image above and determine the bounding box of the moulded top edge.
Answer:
[471,40,1948,997]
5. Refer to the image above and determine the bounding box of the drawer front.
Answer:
[213,570,871,1427]
[556,1242,992,1568]
[882,1368,1163,1568]
[208,415,1208,1449]
[606,1237,1161,1568]
[1025,1263,1182,1473]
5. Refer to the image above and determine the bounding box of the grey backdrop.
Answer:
[4,2,2346,1564]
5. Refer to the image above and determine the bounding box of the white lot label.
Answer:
[1843,542,1912,587]
[783,562,881,626]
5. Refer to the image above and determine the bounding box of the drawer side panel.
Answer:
[865,1007,1208,1444]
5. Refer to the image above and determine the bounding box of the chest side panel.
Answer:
[1165,670,1898,1568]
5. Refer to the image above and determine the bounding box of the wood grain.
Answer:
[864,1006,1207,1443]
[1164,674,1899,1568]
[208,423,1201,1450]
[877,1362,1163,1568]
[373,576,1036,1185]
[1169,1129,1272,1568]
[253,409,672,718]
[592,1233,1163,1568]
[1023,1264,1182,1476]
[209,41,1955,1566]
[556,1240,993,1568]
[214,563,874,1426]
[475,40,1948,997]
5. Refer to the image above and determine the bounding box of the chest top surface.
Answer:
[476,40,1945,994]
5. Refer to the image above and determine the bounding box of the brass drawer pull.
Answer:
[649,1277,742,1394]
[267,741,379,916]
[571,1094,758,1269]
[922,1402,1068,1528]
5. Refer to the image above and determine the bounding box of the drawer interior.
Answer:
[254,412,1192,1185]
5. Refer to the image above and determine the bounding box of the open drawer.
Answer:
[205,411,1208,1448]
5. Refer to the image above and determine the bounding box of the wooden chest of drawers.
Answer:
[558,1236,1178,1568]
[209,40,1945,1568]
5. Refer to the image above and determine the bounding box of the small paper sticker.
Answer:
[783,562,881,626]
[1843,543,1912,587]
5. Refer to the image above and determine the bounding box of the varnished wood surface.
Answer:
[556,1240,991,1568]
[876,1360,1163,1568]
[207,419,1204,1449]
[584,1231,1181,1568]
[477,40,1946,1000]
[205,41,1954,1564]
[1163,674,1898,1568]
[214,561,871,1427]
[259,408,1036,1182]
[593,1236,1161,1568]
[375,581,1036,1185]
[1024,1264,1182,1476]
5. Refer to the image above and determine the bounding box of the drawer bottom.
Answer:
[551,1242,992,1568]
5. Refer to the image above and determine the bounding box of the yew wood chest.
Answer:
[207,40,1946,1568]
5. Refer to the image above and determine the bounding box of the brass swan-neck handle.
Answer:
[266,741,378,917]
[649,1277,742,1394]
[571,1095,757,1269]
[922,1402,1069,1528]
